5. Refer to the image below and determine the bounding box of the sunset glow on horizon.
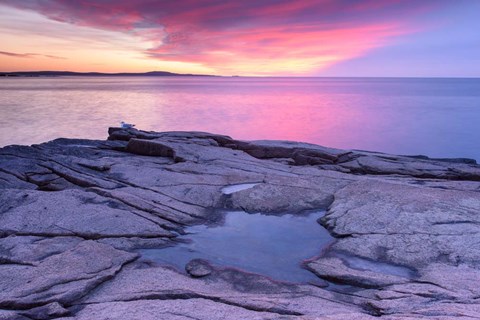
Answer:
[1,0,479,76]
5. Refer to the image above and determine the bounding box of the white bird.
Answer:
[120,121,135,129]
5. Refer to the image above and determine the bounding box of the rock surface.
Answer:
[185,259,213,278]
[0,127,479,319]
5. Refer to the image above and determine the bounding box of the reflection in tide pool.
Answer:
[139,210,332,283]
[1,77,479,160]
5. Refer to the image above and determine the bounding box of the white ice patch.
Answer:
[221,183,261,195]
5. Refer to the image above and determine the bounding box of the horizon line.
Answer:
[1,70,479,79]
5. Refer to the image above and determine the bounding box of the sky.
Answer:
[0,0,479,77]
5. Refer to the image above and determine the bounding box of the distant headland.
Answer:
[0,71,218,77]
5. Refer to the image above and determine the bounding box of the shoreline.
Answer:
[1,127,480,319]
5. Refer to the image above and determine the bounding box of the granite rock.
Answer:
[0,127,479,319]
[185,259,213,277]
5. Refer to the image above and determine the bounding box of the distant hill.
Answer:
[0,71,217,77]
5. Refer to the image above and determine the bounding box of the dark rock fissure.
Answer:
[72,292,304,316]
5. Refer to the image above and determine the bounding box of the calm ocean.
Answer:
[1,76,479,161]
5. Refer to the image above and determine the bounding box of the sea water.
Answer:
[1,76,479,160]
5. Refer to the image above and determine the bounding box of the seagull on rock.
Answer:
[120,121,135,129]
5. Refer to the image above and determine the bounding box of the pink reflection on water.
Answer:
[146,82,380,150]
[1,77,479,160]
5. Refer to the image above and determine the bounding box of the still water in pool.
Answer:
[140,210,333,283]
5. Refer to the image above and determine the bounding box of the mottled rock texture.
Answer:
[1,127,479,319]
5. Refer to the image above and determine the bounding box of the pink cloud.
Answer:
[0,0,448,74]
[148,22,412,75]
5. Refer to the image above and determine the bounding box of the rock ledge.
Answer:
[0,127,479,319]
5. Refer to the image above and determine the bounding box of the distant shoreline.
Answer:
[1,72,479,79]
[0,71,218,77]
